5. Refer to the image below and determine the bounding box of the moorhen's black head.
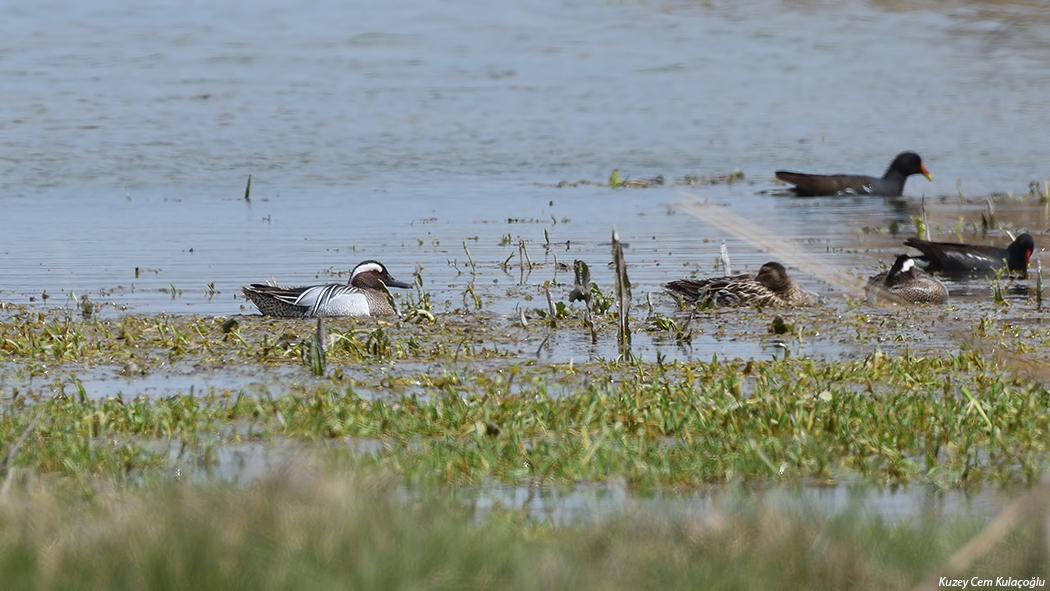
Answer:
[887,152,932,180]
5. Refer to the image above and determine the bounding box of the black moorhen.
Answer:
[904,233,1034,277]
[776,152,932,197]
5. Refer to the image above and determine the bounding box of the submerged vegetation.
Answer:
[3,346,1049,490]
[1,303,1049,490]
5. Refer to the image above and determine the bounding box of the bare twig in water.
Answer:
[545,287,556,327]
[518,240,532,285]
[536,288,557,357]
[308,317,325,376]
[462,242,477,276]
[982,198,995,233]
[534,331,553,358]
[569,260,596,344]
[466,284,482,310]
[520,239,533,269]
[611,227,631,357]
[244,174,252,203]
[922,195,930,241]
[1037,259,1044,311]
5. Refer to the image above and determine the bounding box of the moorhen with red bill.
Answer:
[776,152,932,197]
[904,233,1034,277]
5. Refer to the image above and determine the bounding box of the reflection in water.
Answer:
[470,479,1006,525]
[1,0,1047,322]
[174,439,1007,524]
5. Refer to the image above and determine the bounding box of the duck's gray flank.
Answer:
[865,255,948,305]
[242,260,412,317]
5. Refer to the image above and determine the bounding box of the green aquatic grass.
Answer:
[2,347,1047,489]
[2,305,1050,587]
[2,305,1050,490]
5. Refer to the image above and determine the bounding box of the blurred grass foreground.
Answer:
[0,466,1046,590]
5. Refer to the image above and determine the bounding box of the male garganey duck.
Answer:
[242,260,412,317]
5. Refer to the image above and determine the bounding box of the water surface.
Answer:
[2,0,1048,518]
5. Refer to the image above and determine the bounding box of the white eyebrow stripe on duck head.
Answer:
[350,262,385,281]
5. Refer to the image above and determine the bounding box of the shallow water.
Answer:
[3,0,1050,518]
[469,478,1010,525]
[2,0,1048,325]
[175,439,1010,524]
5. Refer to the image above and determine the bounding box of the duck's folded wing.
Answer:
[244,284,309,305]
[293,284,370,316]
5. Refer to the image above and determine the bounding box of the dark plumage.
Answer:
[904,233,1034,277]
[664,262,812,307]
[775,152,932,197]
[865,255,948,305]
